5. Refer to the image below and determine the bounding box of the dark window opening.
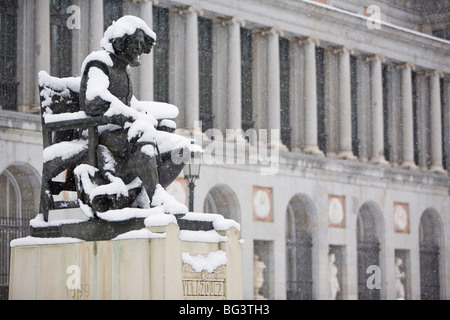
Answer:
[0,0,18,111]
[50,0,73,78]
[316,47,326,153]
[198,17,213,132]
[241,27,253,132]
[153,6,169,103]
[280,37,291,150]
[104,0,123,31]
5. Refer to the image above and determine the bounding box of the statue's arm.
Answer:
[83,67,155,126]
[130,96,179,120]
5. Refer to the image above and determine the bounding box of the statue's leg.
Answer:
[125,144,160,203]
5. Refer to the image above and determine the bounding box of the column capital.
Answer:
[170,5,204,16]
[291,36,320,46]
[214,16,245,27]
[254,26,284,37]
[326,45,354,55]
[358,53,385,63]
[416,69,443,77]
[391,61,415,71]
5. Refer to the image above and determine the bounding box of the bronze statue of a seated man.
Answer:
[78,16,189,215]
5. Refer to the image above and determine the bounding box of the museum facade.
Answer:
[1,0,449,300]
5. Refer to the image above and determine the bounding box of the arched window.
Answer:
[357,202,382,300]
[203,185,240,223]
[0,165,40,300]
[419,208,441,300]
[285,194,315,300]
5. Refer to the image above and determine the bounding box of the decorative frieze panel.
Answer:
[182,264,226,299]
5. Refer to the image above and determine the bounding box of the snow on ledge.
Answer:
[10,236,84,248]
[182,250,227,273]
[179,230,228,243]
[182,212,241,232]
[30,213,88,228]
[96,206,166,222]
[112,228,166,241]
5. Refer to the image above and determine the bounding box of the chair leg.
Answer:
[39,180,53,222]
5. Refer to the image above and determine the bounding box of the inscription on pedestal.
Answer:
[182,264,226,299]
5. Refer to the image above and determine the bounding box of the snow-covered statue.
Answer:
[329,253,340,300]
[76,16,190,215]
[394,257,406,300]
[37,16,192,227]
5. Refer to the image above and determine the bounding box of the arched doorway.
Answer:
[0,164,40,300]
[203,184,241,223]
[357,202,382,300]
[419,208,441,300]
[285,194,316,300]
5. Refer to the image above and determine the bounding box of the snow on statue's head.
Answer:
[101,15,157,67]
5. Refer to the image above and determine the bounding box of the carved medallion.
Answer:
[393,202,409,233]
[328,195,345,227]
[252,187,273,222]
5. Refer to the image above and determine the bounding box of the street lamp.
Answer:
[183,144,202,212]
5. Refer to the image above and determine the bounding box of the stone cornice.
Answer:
[165,0,450,74]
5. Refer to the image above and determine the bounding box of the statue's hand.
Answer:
[108,114,133,126]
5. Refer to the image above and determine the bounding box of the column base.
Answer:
[370,156,389,166]
[400,160,418,170]
[337,150,357,160]
[303,145,324,156]
[429,165,447,174]
[269,139,289,152]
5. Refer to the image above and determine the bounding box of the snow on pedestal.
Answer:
[9,209,242,300]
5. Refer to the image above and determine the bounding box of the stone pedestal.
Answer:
[9,213,242,300]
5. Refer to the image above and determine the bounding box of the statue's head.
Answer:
[101,15,156,67]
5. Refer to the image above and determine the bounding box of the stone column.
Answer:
[302,37,322,155]
[267,28,281,134]
[183,6,202,130]
[399,62,417,169]
[443,78,450,172]
[369,54,387,164]
[89,0,104,52]
[35,0,50,101]
[337,46,356,159]
[226,17,244,133]
[429,70,445,173]
[139,1,154,101]
[265,27,285,149]
[35,1,50,72]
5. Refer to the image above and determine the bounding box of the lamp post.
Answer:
[183,146,202,212]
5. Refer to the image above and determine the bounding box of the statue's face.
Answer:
[114,29,153,67]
